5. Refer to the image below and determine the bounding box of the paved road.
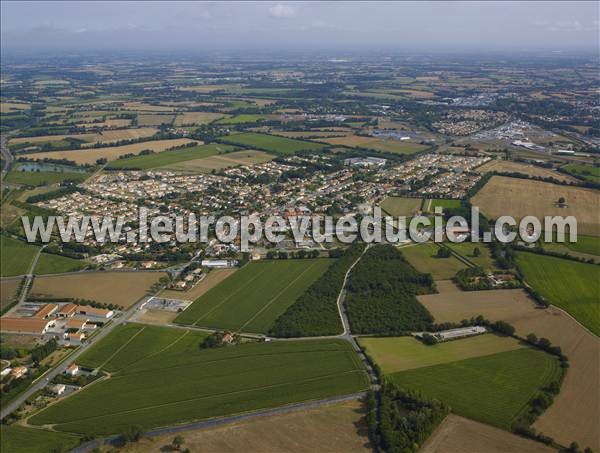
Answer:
[71,392,366,453]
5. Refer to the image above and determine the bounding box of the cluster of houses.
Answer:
[1,302,113,343]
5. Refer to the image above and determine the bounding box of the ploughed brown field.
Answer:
[421,414,554,453]
[29,271,165,309]
[114,400,369,453]
[476,160,576,183]
[418,281,600,450]
[472,176,600,236]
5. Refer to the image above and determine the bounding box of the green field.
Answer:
[516,252,600,335]
[425,198,462,213]
[216,114,271,125]
[445,242,495,270]
[563,163,600,183]
[30,324,368,436]
[175,259,333,333]
[106,144,234,170]
[0,235,39,277]
[5,169,88,187]
[389,348,561,429]
[360,334,523,374]
[543,234,600,257]
[379,197,423,217]
[222,133,327,155]
[0,425,81,453]
[401,243,467,280]
[34,252,88,275]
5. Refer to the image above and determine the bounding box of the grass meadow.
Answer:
[34,252,88,275]
[400,243,467,280]
[29,324,368,436]
[0,426,81,453]
[222,132,327,155]
[0,235,39,277]
[175,259,333,333]
[389,348,561,429]
[516,252,600,335]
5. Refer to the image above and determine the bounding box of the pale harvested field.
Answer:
[271,131,351,139]
[79,118,132,129]
[161,268,237,300]
[477,160,576,183]
[137,114,175,126]
[122,102,176,112]
[0,102,30,113]
[21,138,196,164]
[472,176,600,236]
[0,278,21,305]
[10,128,157,146]
[162,150,274,173]
[173,112,227,126]
[421,414,554,453]
[320,135,427,154]
[135,309,178,325]
[30,271,165,309]
[418,283,600,450]
[178,84,242,93]
[116,400,370,453]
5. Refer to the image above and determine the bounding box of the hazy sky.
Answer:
[1,1,598,52]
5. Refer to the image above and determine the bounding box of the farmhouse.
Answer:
[65,363,79,376]
[1,317,55,335]
[49,384,66,395]
[56,303,78,318]
[10,366,28,379]
[65,332,85,344]
[78,307,113,319]
[33,303,59,319]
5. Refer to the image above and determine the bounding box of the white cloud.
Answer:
[269,4,296,18]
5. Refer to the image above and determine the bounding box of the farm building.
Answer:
[201,259,238,268]
[1,317,55,335]
[65,332,85,344]
[56,303,78,318]
[434,326,487,342]
[65,318,88,330]
[33,303,59,319]
[78,307,113,319]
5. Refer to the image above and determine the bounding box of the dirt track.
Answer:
[418,282,600,450]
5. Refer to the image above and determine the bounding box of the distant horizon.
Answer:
[1,1,598,53]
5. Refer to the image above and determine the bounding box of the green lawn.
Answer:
[175,259,333,333]
[445,242,495,270]
[34,253,88,275]
[30,324,368,436]
[425,198,462,213]
[516,252,600,335]
[360,334,523,374]
[0,425,81,453]
[1,235,39,277]
[379,197,423,217]
[400,243,467,280]
[106,144,234,170]
[389,348,561,429]
[221,133,327,155]
[563,163,600,184]
[5,169,88,187]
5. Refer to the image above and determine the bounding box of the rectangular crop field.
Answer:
[222,133,327,155]
[1,235,39,277]
[359,334,523,374]
[320,135,428,154]
[29,324,368,436]
[5,169,89,187]
[515,252,599,335]
[34,252,87,275]
[0,426,81,453]
[106,144,232,170]
[20,138,197,165]
[477,160,575,182]
[389,348,561,429]
[175,259,333,333]
[425,198,462,213]
[162,150,273,173]
[400,243,467,280]
[472,176,600,236]
[30,271,164,309]
[445,242,496,270]
[379,197,422,216]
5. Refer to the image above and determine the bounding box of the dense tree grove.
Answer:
[269,243,366,337]
[367,383,449,453]
[345,245,435,335]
